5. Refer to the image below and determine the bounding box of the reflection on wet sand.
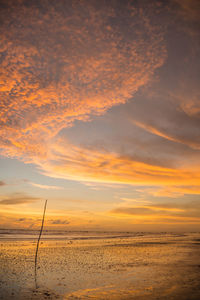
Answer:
[0,232,200,299]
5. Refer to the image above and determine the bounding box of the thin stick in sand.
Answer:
[34,199,47,289]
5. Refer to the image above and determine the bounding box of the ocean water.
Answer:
[0,230,200,299]
[0,228,154,240]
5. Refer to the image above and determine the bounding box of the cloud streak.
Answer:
[0,193,41,205]
[28,182,63,190]
[110,201,200,223]
[36,140,200,191]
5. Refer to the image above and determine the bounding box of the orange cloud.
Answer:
[1,0,199,205]
[35,140,200,190]
[147,185,200,197]
[133,120,200,150]
[110,201,200,224]
[0,0,166,161]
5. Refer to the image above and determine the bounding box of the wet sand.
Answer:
[0,232,200,299]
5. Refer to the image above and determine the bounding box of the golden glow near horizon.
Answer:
[0,0,200,231]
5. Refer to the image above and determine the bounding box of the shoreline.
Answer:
[1,233,200,299]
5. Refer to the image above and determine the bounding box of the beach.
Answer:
[0,231,200,299]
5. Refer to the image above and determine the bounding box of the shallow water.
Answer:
[0,232,200,299]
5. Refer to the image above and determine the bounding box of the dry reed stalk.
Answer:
[34,199,47,288]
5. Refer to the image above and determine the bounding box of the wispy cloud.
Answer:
[120,198,153,205]
[133,120,200,150]
[28,182,63,190]
[36,140,200,191]
[147,185,200,198]
[110,200,200,221]
[111,206,184,216]
[0,193,41,205]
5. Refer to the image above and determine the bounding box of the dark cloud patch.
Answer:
[51,219,70,225]
[18,218,26,222]
[0,181,6,186]
[17,217,33,222]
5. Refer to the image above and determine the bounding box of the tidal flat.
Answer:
[0,232,200,299]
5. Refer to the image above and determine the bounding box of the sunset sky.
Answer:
[0,0,200,231]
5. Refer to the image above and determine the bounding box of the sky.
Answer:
[0,0,200,232]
